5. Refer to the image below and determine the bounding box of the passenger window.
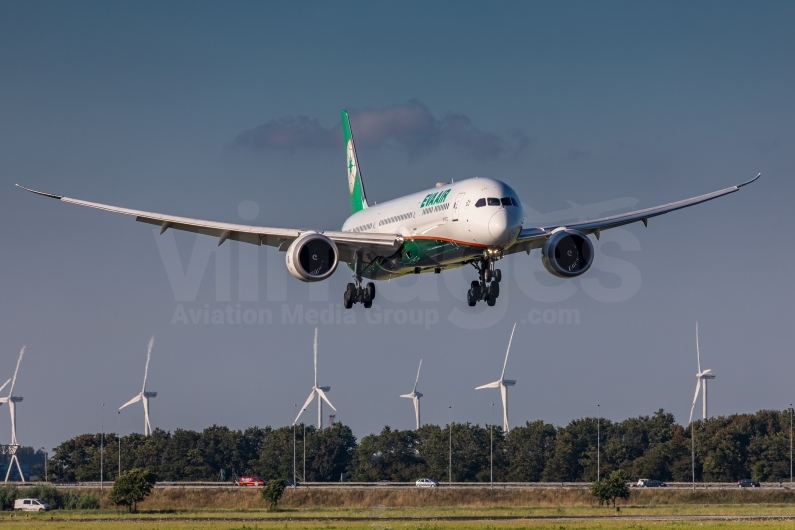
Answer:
[501,197,512,206]
[475,198,486,207]
[487,198,500,206]
[511,198,519,207]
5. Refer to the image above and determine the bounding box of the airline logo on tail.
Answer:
[347,139,357,195]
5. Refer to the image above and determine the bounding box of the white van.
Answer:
[14,498,50,511]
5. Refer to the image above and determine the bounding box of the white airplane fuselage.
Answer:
[340,177,524,279]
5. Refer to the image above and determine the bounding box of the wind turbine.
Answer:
[689,322,716,423]
[119,337,157,435]
[476,323,517,432]
[400,360,423,429]
[0,347,26,482]
[294,327,335,429]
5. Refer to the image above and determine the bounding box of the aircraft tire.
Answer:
[467,289,477,307]
[494,269,502,283]
[366,282,376,302]
[487,293,497,306]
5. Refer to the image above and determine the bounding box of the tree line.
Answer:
[45,409,794,483]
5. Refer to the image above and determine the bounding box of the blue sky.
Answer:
[1,1,793,451]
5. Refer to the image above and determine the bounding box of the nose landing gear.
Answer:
[467,259,501,307]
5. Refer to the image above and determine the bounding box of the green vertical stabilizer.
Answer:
[342,110,369,213]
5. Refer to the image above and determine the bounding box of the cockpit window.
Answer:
[487,198,500,206]
[501,197,512,206]
[511,198,520,207]
[475,198,486,207]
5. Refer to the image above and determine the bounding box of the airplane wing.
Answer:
[16,185,402,263]
[507,174,760,255]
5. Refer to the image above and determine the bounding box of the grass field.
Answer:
[2,487,790,529]
[2,517,795,530]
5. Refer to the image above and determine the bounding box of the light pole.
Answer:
[448,406,452,485]
[293,404,297,488]
[39,448,47,483]
[303,420,307,482]
[100,403,104,491]
[790,404,792,484]
[597,404,600,482]
[490,403,494,490]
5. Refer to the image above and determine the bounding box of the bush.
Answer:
[0,485,16,511]
[109,468,156,513]
[61,491,100,510]
[261,479,286,511]
[590,469,631,507]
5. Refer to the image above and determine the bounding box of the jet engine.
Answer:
[541,229,594,278]
[286,231,339,282]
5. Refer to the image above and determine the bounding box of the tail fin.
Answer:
[342,110,369,213]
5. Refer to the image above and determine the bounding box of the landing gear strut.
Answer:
[467,258,501,307]
[344,253,376,309]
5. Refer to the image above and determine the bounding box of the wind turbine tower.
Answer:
[294,328,336,429]
[689,322,716,423]
[0,347,26,482]
[119,337,158,435]
[476,324,517,432]
[400,359,423,429]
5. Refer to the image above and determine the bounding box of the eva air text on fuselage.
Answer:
[419,189,451,208]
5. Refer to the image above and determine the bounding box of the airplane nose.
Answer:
[488,210,520,245]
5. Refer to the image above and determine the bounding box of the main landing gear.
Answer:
[467,259,502,307]
[344,278,376,309]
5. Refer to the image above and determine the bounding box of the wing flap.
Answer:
[17,185,401,260]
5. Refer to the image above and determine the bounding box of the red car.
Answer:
[236,476,265,487]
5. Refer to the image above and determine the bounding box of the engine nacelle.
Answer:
[541,229,594,278]
[285,231,339,282]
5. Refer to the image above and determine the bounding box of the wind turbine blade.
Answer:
[476,381,501,390]
[313,327,318,387]
[0,379,11,395]
[413,359,422,392]
[316,388,336,411]
[8,347,24,398]
[295,391,316,424]
[500,383,509,432]
[400,393,414,399]
[120,394,142,410]
[143,336,154,393]
[688,379,701,425]
[696,322,701,374]
[501,323,516,380]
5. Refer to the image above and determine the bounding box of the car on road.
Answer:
[636,479,666,487]
[236,476,265,487]
[14,499,50,512]
[415,478,439,488]
[738,479,760,488]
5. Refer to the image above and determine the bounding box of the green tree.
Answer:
[590,469,631,507]
[108,468,156,512]
[261,478,286,511]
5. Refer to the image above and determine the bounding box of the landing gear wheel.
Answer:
[470,281,481,300]
[487,293,497,306]
[482,269,492,283]
[363,300,372,308]
[343,283,355,309]
[365,282,376,303]
[489,281,500,299]
[494,268,502,283]
[466,289,477,307]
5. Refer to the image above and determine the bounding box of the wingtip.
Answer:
[16,184,63,200]
[737,173,761,188]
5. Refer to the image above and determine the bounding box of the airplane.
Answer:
[17,110,759,308]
